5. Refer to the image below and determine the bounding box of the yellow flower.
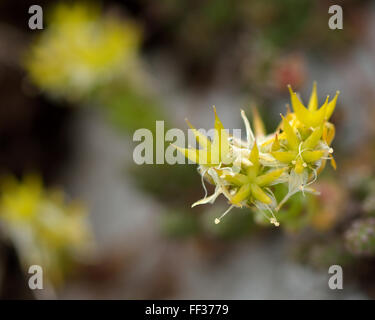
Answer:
[218,143,285,206]
[173,82,339,227]
[288,82,339,128]
[25,2,141,100]
[0,175,42,222]
[271,115,326,174]
[0,174,93,286]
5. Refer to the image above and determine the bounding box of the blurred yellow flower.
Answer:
[25,2,141,100]
[0,174,93,286]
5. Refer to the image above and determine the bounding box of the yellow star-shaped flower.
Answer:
[271,115,327,174]
[288,82,339,128]
[218,143,285,205]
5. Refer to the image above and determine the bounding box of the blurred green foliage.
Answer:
[128,164,200,205]
[160,210,200,238]
[295,239,354,270]
[103,86,166,134]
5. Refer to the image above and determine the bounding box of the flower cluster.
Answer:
[25,3,141,100]
[173,83,339,226]
[0,175,93,285]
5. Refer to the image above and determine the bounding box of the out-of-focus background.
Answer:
[1,0,375,299]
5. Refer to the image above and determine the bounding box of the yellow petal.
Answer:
[316,159,327,176]
[212,106,231,165]
[294,158,305,174]
[281,114,299,150]
[302,125,323,150]
[218,171,248,186]
[172,145,210,165]
[252,106,266,137]
[288,85,312,127]
[302,150,325,163]
[311,95,329,127]
[325,91,340,121]
[330,154,337,170]
[185,118,211,150]
[231,183,251,204]
[289,85,328,128]
[213,105,226,132]
[255,168,285,187]
[323,122,336,145]
[247,142,260,178]
[322,125,328,143]
[250,183,271,204]
[308,81,318,111]
[211,129,230,165]
[271,133,281,151]
[297,126,311,140]
[271,151,297,163]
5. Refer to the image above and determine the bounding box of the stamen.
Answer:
[270,217,280,227]
[276,197,287,212]
[215,205,235,224]
[256,206,272,223]
[267,207,279,226]
[256,197,280,227]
